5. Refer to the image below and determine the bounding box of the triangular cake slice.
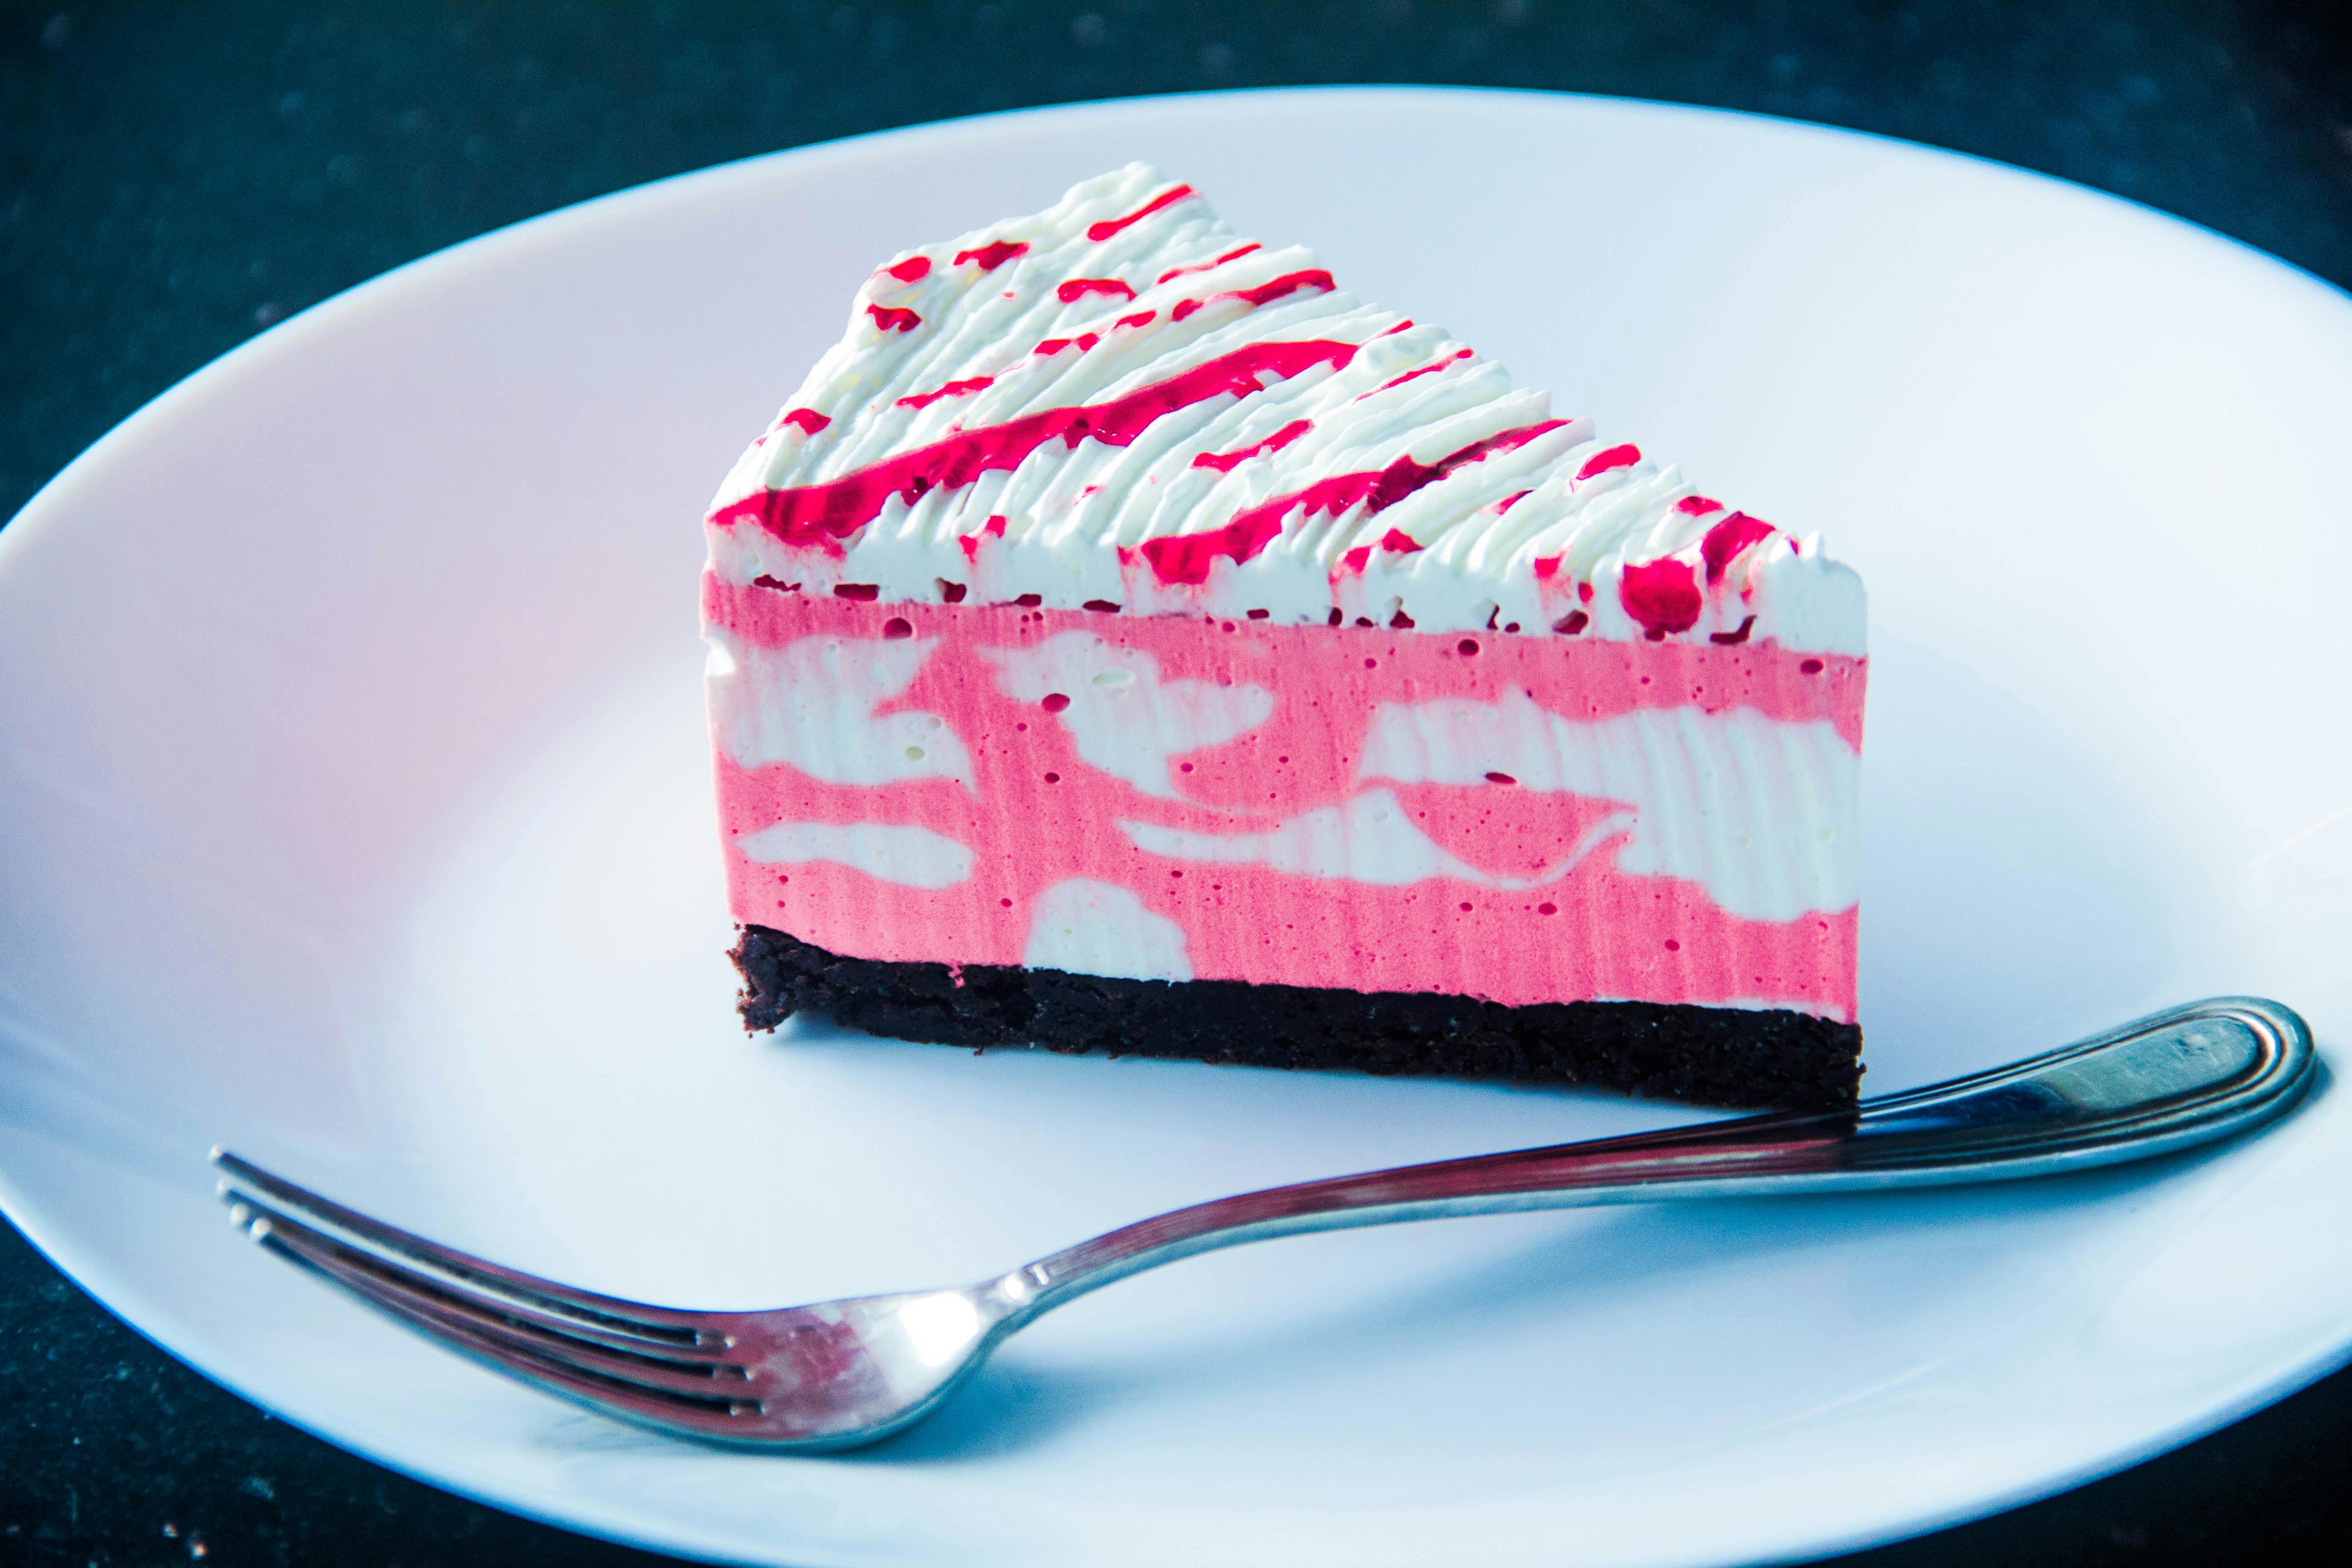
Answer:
[705,166,1865,1109]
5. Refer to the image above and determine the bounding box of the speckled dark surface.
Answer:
[5,2,2351,1563]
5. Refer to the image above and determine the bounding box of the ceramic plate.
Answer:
[4,88,2349,1568]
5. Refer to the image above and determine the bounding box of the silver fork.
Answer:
[214,996,2313,1452]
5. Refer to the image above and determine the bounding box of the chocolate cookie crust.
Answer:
[732,924,1861,1111]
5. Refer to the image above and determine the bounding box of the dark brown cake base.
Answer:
[732,924,1861,1110]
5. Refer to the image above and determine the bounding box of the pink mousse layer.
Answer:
[707,576,1863,1017]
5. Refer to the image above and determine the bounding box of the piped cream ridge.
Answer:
[706,165,1865,655]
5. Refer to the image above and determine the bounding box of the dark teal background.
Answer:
[5,2,2351,1563]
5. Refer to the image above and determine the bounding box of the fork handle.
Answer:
[999,996,2313,1319]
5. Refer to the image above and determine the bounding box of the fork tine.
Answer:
[238,1197,755,1400]
[256,1224,759,1438]
[353,1279,757,1438]
[224,1188,735,1365]
[243,1200,761,1411]
[212,1150,708,1348]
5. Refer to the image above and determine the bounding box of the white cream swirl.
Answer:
[706,165,1863,655]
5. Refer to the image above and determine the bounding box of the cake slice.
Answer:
[704,166,1866,1109]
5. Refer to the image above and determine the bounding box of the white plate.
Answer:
[4,87,2350,1568]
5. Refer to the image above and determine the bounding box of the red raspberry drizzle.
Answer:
[1230,269,1335,308]
[778,408,830,436]
[1333,527,1427,577]
[1155,243,1261,284]
[713,341,1363,551]
[1137,515,1287,586]
[953,240,1029,270]
[1575,443,1641,481]
[956,513,1009,563]
[1191,418,1312,474]
[1700,511,1777,583]
[897,376,995,412]
[884,256,931,283]
[1174,269,1336,324]
[1149,421,1563,587]
[1058,278,1137,303]
[1372,348,1473,395]
[865,304,921,333]
[1619,557,1702,636]
[1087,184,1195,242]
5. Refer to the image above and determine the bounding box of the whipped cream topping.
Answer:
[707,166,1864,655]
